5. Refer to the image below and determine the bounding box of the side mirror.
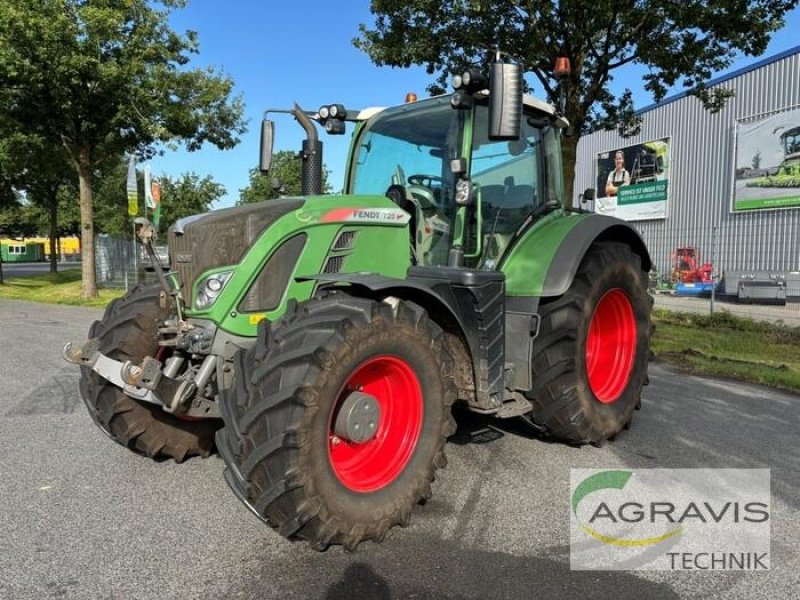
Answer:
[259,119,274,173]
[582,188,596,202]
[489,61,522,140]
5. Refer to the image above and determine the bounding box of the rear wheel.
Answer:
[526,242,651,444]
[79,284,220,462]
[216,295,456,550]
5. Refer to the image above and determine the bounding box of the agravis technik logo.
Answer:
[570,469,770,570]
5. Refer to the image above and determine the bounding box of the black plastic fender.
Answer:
[299,267,505,410]
[540,215,651,298]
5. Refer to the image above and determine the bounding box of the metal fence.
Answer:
[96,234,159,290]
[628,222,800,327]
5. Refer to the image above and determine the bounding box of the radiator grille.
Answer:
[323,255,345,273]
[333,230,356,250]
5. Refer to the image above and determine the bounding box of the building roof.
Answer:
[637,44,800,115]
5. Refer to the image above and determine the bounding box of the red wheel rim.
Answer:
[586,289,637,404]
[328,355,423,492]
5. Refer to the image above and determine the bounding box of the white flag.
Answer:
[144,165,155,209]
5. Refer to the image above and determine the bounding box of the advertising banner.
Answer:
[595,137,670,221]
[734,107,800,211]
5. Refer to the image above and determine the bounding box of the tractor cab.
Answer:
[344,93,566,269]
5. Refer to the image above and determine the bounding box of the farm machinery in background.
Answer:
[670,246,715,296]
[747,125,800,188]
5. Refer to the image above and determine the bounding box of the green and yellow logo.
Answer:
[572,470,683,547]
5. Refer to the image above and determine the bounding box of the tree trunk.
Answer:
[561,131,579,210]
[48,188,59,273]
[78,150,97,298]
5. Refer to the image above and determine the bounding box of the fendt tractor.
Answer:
[64,60,652,550]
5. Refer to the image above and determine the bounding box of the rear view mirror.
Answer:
[260,119,274,173]
[489,61,522,140]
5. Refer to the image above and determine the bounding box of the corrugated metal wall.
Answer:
[575,49,800,277]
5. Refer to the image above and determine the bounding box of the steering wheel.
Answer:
[408,174,442,188]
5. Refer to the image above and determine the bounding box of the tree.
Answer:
[0,0,246,297]
[92,160,224,237]
[238,150,332,204]
[157,172,225,232]
[752,151,762,171]
[355,0,797,205]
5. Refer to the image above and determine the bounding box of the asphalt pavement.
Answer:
[1,261,81,279]
[0,298,797,599]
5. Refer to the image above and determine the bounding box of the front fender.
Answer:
[501,212,651,298]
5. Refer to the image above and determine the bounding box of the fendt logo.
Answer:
[570,469,771,571]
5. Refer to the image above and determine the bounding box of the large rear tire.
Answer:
[79,284,220,462]
[216,295,456,550]
[526,242,651,444]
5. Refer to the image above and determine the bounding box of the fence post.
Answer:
[710,225,717,316]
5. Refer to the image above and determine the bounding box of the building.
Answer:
[575,46,800,291]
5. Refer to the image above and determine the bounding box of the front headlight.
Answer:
[195,271,233,310]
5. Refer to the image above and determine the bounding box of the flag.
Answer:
[126,155,138,217]
[151,179,162,232]
[144,165,155,210]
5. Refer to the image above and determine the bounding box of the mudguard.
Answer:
[500,212,651,298]
[302,268,505,410]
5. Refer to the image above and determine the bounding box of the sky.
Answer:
[153,1,800,209]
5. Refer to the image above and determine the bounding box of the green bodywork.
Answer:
[500,210,589,297]
[184,194,410,337]
[179,94,630,339]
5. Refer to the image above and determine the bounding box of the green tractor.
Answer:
[64,61,652,550]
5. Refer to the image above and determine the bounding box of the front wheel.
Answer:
[526,242,652,444]
[216,295,456,550]
[79,284,220,461]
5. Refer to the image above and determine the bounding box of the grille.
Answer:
[323,255,345,273]
[333,230,356,250]
[168,198,303,306]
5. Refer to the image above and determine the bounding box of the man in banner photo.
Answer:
[595,138,671,222]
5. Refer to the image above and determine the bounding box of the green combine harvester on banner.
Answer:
[64,59,653,550]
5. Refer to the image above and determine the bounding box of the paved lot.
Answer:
[1,262,81,279]
[1,298,798,599]
[653,292,800,326]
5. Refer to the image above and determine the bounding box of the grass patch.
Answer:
[652,308,800,393]
[0,269,123,308]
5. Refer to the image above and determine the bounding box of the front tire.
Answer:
[216,295,456,550]
[79,284,220,462]
[526,242,651,444]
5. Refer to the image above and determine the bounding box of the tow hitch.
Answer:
[63,339,219,418]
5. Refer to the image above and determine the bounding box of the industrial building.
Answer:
[575,45,800,299]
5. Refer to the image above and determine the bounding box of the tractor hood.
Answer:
[169,197,305,303]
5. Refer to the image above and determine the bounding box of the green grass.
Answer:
[652,308,800,393]
[0,269,123,308]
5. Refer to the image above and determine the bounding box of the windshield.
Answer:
[350,96,464,265]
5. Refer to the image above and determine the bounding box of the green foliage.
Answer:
[92,159,225,236]
[0,0,247,295]
[0,0,247,164]
[238,150,331,204]
[355,0,797,202]
[157,171,225,232]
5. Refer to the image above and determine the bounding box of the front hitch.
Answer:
[63,339,220,418]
